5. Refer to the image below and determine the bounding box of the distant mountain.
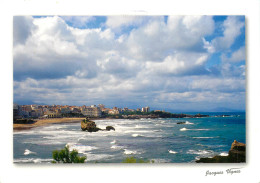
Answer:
[13,99,46,106]
[158,107,245,113]
[210,107,245,112]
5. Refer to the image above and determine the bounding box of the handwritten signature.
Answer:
[205,168,242,176]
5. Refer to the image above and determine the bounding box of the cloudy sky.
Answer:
[13,15,245,112]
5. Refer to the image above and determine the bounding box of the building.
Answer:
[13,104,22,119]
[81,106,101,117]
[141,106,150,113]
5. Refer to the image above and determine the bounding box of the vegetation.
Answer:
[52,146,86,163]
[122,156,154,163]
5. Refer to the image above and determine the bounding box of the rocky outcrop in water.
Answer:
[177,122,186,124]
[106,126,115,131]
[81,118,115,132]
[81,118,101,132]
[196,140,246,163]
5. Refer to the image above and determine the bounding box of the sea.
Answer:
[13,112,246,163]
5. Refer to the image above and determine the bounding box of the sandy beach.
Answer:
[13,117,86,131]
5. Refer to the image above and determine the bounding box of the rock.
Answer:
[81,118,101,132]
[196,140,246,163]
[177,122,186,124]
[106,126,115,131]
[228,140,246,163]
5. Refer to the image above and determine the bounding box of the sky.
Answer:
[13,15,245,112]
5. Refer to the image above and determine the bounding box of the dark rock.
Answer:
[81,118,101,132]
[196,140,246,163]
[228,140,246,162]
[177,122,186,124]
[106,126,115,131]
[194,113,209,118]
[14,119,35,124]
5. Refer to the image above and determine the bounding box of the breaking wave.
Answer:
[24,149,37,155]
[168,150,177,154]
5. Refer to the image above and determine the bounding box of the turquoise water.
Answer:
[13,112,245,163]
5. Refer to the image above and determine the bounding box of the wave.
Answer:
[123,149,144,155]
[168,150,177,154]
[180,128,187,131]
[81,153,113,162]
[66,143,97,153]
[110,140,117,144]
[187,149,214,155]
[185,121,194,124]
[14,158,52,163]
[124,149,138,155]
[219,152,229,156]
[132,134,144,137]
[180,128,209,131]
[111,145,124,150]
[24,149,37,155]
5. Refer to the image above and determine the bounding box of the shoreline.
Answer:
[13,117,86,131]
[13,117,121,131]
[12,113,221,131]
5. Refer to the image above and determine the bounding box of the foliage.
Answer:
[52,146,86,163]
[122,156,154,163]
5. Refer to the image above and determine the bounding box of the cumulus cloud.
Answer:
[60,16,95,28]
[105,15,152,31]
[13,15,245,111]
[221,46,245,62]
[121,16,214,61]
[13,16,35,45]
[211,16,244,51]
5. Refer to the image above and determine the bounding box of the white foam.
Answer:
[111,145,124,150]
[110,140,117,144]
[124,149,137,155]
[14,158,52,163]
[24,149,37,155]
[66,143,97,153]
[132,134,144,137]
[85,153,113,161]
[185,121,194,124]
[187,149,214,155]
[220,152,229,156]
[180,128,209,131]
[168,150,177,154]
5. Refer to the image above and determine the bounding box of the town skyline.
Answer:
[13,15,245,112]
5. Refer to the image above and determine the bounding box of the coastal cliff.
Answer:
[196,140,246,163]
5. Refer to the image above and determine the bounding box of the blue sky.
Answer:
[13,15,245,112]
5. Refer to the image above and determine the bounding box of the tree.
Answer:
[52,146,86,163]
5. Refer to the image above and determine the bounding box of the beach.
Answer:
[13,117,86,131]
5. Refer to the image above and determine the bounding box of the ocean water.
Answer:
[13,112,245,163]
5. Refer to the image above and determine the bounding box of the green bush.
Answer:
[122,156,154,163]
[52,146,86,163]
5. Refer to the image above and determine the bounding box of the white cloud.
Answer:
[212,16,244,51]
[221,46,245,62]
[13,15,245,111]
[145,52,209,76]
[105,15,151,30]
[13,16,35,45]
[60,16,95,28]
[121,16,214,61]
